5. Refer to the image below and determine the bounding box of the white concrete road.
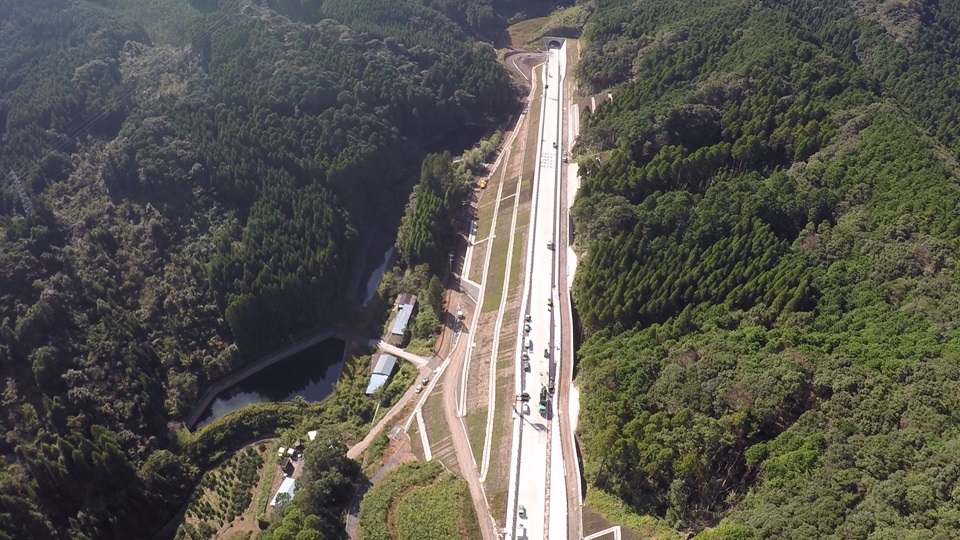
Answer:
[369,340,429,368]
[505,42,569,540]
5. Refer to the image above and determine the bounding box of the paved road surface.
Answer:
[372,340,430,368]
[505,42,569,540]
[558,41,585,540]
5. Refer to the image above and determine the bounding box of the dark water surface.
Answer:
[195,338,346,428]
[362,246,394,306]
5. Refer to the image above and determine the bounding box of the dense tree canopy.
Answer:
[0,0,516,537]
[573,0,960,537]
[396,152,473,272]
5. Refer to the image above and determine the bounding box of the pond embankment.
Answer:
[185,328,356,430]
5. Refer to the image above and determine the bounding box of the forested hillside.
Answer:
[572,0,960,537]
[0,0,516,537]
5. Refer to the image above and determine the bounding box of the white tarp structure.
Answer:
[270,477,296,506]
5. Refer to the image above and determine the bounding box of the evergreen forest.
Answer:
[0,0,521,537]
[572,0,960,537]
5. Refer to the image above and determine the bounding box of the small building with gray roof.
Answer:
[366,353,398,394]
[389,293,418,346]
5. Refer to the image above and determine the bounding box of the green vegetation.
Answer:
[481,196,517,312]
[502,16,550,48]
[486,362,516,519]
[186,404,302,466]
[393,473,479,540]
[182,350,413,468]
[175,348,413,531]
[572,0,960,537]
[467,406,488,463]
[397,134,505,275]
[397,154,474,273]
[584,489,680,540]
[361,432,390,475]
[358,461,442,540]
[391,130,506,347]
[522,70,544,180]
[254,442,280,523]
[256,431,359,540]
[357,461,479,540]
[175,446,264,539]
[0,0,520,535]
[502,3,587,48]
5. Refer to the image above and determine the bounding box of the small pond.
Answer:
[362,246,394,306]
[194,338,346,428]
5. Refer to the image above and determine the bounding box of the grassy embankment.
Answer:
[357,461,481,540]
[501,5,589,50]
[582,489,681,540]
[502,17,551,49]
[463,66,543,450]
